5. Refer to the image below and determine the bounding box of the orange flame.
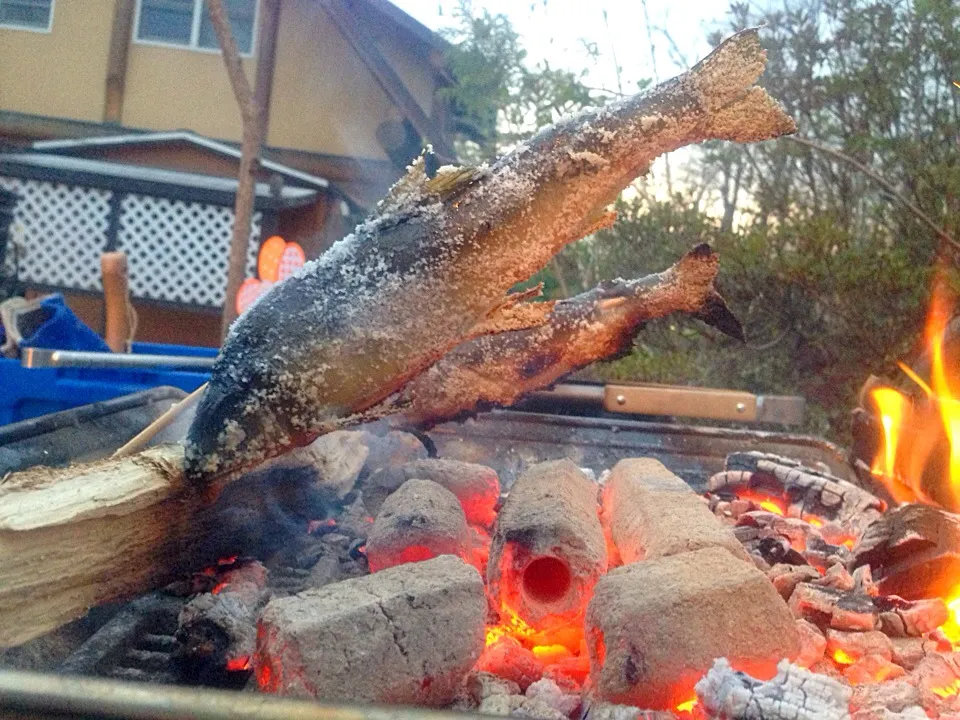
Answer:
[927,281,960,508]
[868,277,960,508]
[676,698,698,712]
[485,604,536,647]
[939,593,960,645]
[833,649,856,665]
[870,388,907,481]
[933,679,960,699]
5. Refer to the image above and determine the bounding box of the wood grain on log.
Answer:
[0,445,217,648]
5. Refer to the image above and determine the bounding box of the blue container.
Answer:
[0,342,216,425]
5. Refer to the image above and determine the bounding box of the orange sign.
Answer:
[235,237,305,315]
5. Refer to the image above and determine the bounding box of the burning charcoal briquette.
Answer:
[600,459,750,564]
[488,459,607,630]
[255,555,485,705]
[362,458,500,526]
[365,479,473,572]
[585,547,799,710]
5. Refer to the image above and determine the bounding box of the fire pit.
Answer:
[1,394,934,720]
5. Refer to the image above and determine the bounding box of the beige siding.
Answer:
[121,43,254,141]
[0,0,113,122]
[268,0,396,161]
[375,33,435,117]
[0,0,440,161]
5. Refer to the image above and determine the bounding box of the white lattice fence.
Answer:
[0,176,112,292]
[119,194,261,307]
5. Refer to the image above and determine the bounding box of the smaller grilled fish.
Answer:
[390,244,741,428]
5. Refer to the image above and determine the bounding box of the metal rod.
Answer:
[21,348,216,371]
[0,670,478,720]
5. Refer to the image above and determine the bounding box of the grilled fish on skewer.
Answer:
[185,29,796,482]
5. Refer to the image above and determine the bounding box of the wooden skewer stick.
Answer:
[112,382,208,459]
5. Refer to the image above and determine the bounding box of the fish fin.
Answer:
[424,165,483,197]
[467,298,556,339]
[377,154,482,213]
[505,282,545,304]
[695,290,745,342]
[376,155,428,213]
[579,207,618,237]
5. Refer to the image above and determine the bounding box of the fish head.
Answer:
[183,358,321,483]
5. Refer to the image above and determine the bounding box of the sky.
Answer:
[391,0,732,94]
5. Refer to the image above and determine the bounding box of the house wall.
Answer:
[265,0,439,161]
[121,44,252,142]
[0,0,113,122]
[0,1,443,166]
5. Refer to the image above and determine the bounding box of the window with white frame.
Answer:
[0,0,54,31]
[135,0,257,55]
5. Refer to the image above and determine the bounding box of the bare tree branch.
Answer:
[207,0,255,121]
[783,135,960,256]
[207,0,266,337]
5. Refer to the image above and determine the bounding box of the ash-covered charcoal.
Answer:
[365,479,473,572]
[842,653,906,685]
[255,555,486,706]
[175,561,268,683]
[825,629,894,664]
[795,619,827,668]
[586,547,798,710]
[361,458,500,525]
[488,459,607,631]
[767,564,821,600]
[359,428,431,476]
[525,678,581,718]
[695,657,852,720]
[582,702,676,720]
[476,693,568,720]
[184,28,796,483]
[600,458,750,565]
[788,583,879,631]
[850,680,924,718]
[261,430,369,501]
[873,595,949,637]
[475,635,545,692]
[713,452,885,538]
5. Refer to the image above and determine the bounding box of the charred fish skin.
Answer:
[394,244,742,429]
[185,28,795,482]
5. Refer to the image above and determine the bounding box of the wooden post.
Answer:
[100,251,132,352]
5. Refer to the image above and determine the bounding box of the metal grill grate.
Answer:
[0,176,112,292]
[118,194,261,307]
